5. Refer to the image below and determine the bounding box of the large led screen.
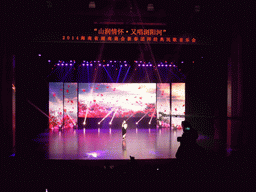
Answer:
[64,83,78,128]
[157,83,170,127]
[171,83,185,128]
[49,82,64,129]
[78,83,156,118]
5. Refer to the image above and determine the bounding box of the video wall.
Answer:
[49,83,185,128]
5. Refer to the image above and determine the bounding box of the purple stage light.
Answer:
[142,64,145,67]
[90,64,93,66]
[161,64,164,67]
[120,65,122,67]
[83,64,85,66]
[165,65,167,67]
[124,61,126,63]
[110,60,112,63]
[99,64,101,66]
[65,64,68,66]
[70,64,72,66]
[138,64,141,67]
[181,61,184,63]
[169,65,171,67]
[107,64,109,66]
[125,64,127,66]
[140,61,142,63]
[48,60,51,62]
[83,60,85,63]
[114,61,116,63]
[61,64,64,66]
[94,61,96,63]
[38,54,41,56]
[86,64,89,66]
[150,64,152,67]
[57,63,60,66]
[146,65,148,67]
[158,64,160,67]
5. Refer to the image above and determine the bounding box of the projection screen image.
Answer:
[157,83,170,127]
[64,83,78,128]
[49,82,64,129]
[49,83,185,128]
[78,83,156,118]
[171,83,185,128]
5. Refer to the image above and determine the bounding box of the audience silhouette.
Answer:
[176,121,207,162]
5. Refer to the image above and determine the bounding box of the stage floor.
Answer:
[33,127,210,160]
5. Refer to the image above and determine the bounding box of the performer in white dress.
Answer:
[122,120,127,139]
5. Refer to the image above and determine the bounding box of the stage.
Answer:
[32,127,211,160]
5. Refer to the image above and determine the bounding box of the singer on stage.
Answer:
[122,120,127,139]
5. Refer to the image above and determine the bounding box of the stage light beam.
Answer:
[136,112,149,125]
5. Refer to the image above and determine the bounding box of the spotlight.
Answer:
[83,122,86,125]
[99,64,101,66]
[65,64,68,66]
[169,65,171,67]
[146,65,148,67]
[140,61,142,63]
[90,64,93,66]
[70,64,72,66]
[89,1,96,9]
[107,64,109,66]
[147,4,154,11]
[150,64,152,66]
[109,122,112,125]
[136,122,138,125]
[83,64,85,66]
[38,54,41,56]
[83,60,85,63]
[124,61,126,63]
[148,122,151,124]
[48,60,51,62]
[125,64,127,67]
[138,64,141,67]
[120,65,122,67]
[142,64,145,67]
[98,122,100,125]
[110,60,112,63]
[158,64,160,67]
[57,64,60,66]
[114,61,116,63]
[61,64,64,66]
[94,61,96,63]
[181,61,184,63]
[161,65,164,67]
[165,65,167,67]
